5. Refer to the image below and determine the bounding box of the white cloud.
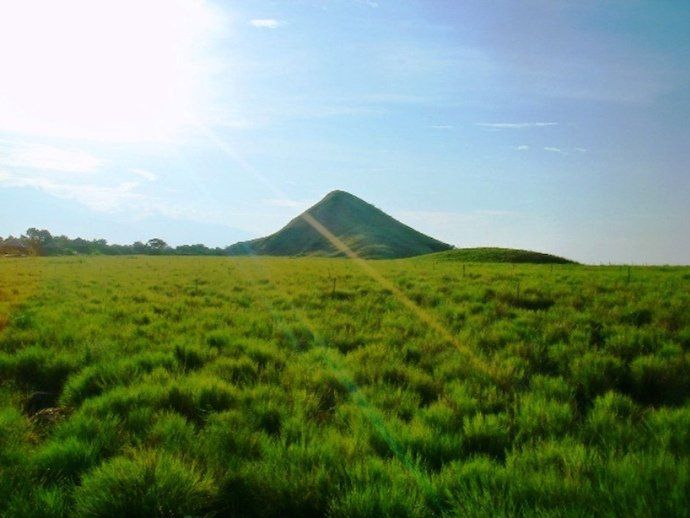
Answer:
[130,168,158,181]
[0,171,142,211]
[0,168,226,225]
[0,140,102,173]
[429,124,453,130]
[250,19,282,29]
[476,122,558,129]
[513,145,530,151]
[544,146,567,154]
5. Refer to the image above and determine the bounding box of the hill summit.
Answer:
[227,190,453,258]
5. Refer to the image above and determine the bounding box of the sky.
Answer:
[0,0,688,264]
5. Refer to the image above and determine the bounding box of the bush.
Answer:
[584,391,640,450]
[330,464,428,518]
[206,357,258,386]
[645,405,690,455]
[629,352,690,405]
[516,394,573,441]
[621,308,653,327]
[596,452,690,516]
[205,330,232,348]
[4,486,71,518]
[62,352,175,406]
[147,413,196,454]
[74,451,216,517]
[274,322,314,351]
[436,457,511,516]
[174,344,208,371]
[0,407,31,465]
[528,375,573,401]
[505,440,595,512]
[11,347,78,393]
[570,352,625,406]
[462,413,510,459]
[401,419,463,470]
[52,413,124,457]
[218,439,348,517]
[32,436,101,483]
[191,376,239,416]
[199,410,263,467]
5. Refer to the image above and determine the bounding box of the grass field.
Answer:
[1,256,689,516]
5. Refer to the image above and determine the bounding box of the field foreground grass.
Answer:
[1,256,689,516]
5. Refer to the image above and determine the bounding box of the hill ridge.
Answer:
[423,247,576,264]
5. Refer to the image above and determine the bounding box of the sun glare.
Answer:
[0,0,221,142]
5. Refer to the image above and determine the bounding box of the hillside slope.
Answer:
[227,190,452,259]
[423,247,576,264]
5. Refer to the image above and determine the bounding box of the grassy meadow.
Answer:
[1,256,689,516]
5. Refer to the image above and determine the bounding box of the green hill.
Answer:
[423,247,576,264]
[227,190,453,259]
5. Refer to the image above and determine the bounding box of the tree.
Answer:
[24,228,53,255]
[146,238,168,254]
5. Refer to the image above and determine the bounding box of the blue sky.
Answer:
[1,0,688,263]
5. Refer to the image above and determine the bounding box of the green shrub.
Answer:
[4,486,71,518]
[528,375,573,401]
[243,340,285,369]
[62,352,175,406]
[621,308,653,327]
[11,347,78,392]
[596,452,690,516]
[516,394,573,441]
[0,407,31,465]
[402,418,463,470]
[505,440,595,512]
[645,405,690,455]
[274,322,314,351]
[332,458,427,517]
[74,451,216,517]
[147,412,196,454]
[205,330,232,348]
[244,393,284,436]
[462,413,510,459]
[584,391,640,450]
[32,436,101,483]
[191,376,239,416]
[218,439,348,517]
[436,457,511,516]
[199,410,263,467]
[420,400,459,433]
[570,352,625,406]
[629,352,690,405]
[173,344,208,371]
[206,357,259,385]
[52,414,123,457]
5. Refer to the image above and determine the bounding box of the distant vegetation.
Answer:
[228,190,453,259]
[0,228,230,257]
[1,257,688,516]
[426,247,575,264]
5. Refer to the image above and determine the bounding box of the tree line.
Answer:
[0,228,230,256]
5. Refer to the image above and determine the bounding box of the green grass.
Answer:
[0,256,688,516]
